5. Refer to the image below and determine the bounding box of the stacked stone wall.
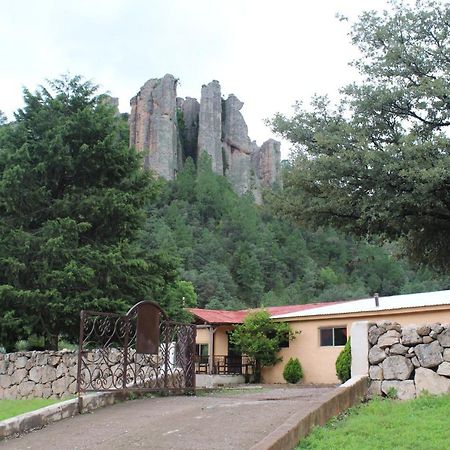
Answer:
[368,321,450,400]
[0,350,78,400]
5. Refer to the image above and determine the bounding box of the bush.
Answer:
[336,338,351,383]
[283,357,303,384]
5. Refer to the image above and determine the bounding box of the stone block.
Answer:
[42,384,53,399]
[437,361,450,377]
[18,381,35,397]
[381,355,413,380]
[415,367,450,396]
[401,327,422,346]
[443,348,450,362]
[422,336,433,344]
[52,377,68,396]
[56,363,68,379]
[15,356,28,369]
[437,327,450,347]
[416,325,431,336]
[29,366,42,383]
[411,356,420,368]
[381,380,416,400]
[369,345,386,365]
[12,368,28,385]
[384,322,402,332]
[414,341,443,368]
[0,360,8,374]
[390,343,408,355]
[369,365,383,380]
[48,355,61,366]
[367,381,382,398]
[0,374,11,389]
[368,326,383,345]
[430,323,444,334]
[36,353,48,365]
[3,385,18,399]
[41,366,57,384]
[378,330,400,348]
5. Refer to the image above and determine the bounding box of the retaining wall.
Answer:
[250,376,368,450]
[367,321,450,399]
[0,350,78,400]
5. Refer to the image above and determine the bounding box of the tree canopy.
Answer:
[0,76,186,351]
[269,0,450,270]
[230,310,293,381]
[147,155,449,312]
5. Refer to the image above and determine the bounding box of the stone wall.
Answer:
[0,350,78,400]
[368,321,450,400]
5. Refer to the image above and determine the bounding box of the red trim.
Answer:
[188,301,342,325]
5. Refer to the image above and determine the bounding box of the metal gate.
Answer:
[77,301,196,394]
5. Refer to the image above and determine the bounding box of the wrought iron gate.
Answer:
[77,301,196,394]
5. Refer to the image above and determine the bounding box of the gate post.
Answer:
[163,325,169,390]
[77,310,85,413]
[122,316,130,390]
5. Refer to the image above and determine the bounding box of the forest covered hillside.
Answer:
[147,154,450,311]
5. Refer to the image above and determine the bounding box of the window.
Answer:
[320,327,347,346]
[195,343,209,357]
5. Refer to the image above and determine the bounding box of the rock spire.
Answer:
[129,74,282,201]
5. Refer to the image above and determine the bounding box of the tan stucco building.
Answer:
[191,290,450,384]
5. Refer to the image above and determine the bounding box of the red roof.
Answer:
[188,301,342,325]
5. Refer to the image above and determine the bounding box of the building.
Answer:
[189,302,341,377]
[191,290,450,385]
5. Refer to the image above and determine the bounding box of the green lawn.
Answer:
[0,398,64,421]
[297,395,450,450]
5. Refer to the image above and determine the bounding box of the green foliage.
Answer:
[230,310,293,380]
[335,338,351,383]
[385,387,398,399]
[283,357,303,384]
[148,155,449,311]
[297,395,450,449]
[0,75,182,351]
[269,0,450,270]
[0,399,64,421]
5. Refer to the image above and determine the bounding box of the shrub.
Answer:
[336,338,351,383]
[283,357,303,384]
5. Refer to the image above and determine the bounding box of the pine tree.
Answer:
[0,76,177,350]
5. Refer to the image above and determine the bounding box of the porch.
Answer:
[194,354,254,375]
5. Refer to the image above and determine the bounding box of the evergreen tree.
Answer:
[269,0,450,270]
[0,76,179,350]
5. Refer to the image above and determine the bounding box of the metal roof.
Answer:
[271,290,450,319]
[189,302,341,324]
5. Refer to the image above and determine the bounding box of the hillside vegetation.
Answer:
[147,155,449,311]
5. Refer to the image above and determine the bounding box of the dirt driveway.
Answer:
[1,385,337,450]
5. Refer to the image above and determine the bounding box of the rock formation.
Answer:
[129,74,281,201]
[198,81,223,175]
[129,74,179,180]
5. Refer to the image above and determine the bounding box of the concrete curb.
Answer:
[0,391,126,440]
[250,376,369,450]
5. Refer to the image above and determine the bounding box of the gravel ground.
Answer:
[1,384,337,450]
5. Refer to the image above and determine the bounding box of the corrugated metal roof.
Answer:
[271,290,450,319]
[189,301,341,324]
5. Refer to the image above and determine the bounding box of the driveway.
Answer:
[1,385,337,450]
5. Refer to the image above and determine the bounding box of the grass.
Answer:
[297,395,450,450]
[0,398,64,421]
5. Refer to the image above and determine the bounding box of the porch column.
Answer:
[208,325,215,374]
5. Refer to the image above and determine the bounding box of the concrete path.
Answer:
[0,385,337,450]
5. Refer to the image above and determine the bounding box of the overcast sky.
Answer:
[1,0,391,158]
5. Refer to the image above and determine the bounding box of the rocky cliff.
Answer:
[129,74,281,200]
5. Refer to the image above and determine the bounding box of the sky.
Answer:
[0,0,391,158]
